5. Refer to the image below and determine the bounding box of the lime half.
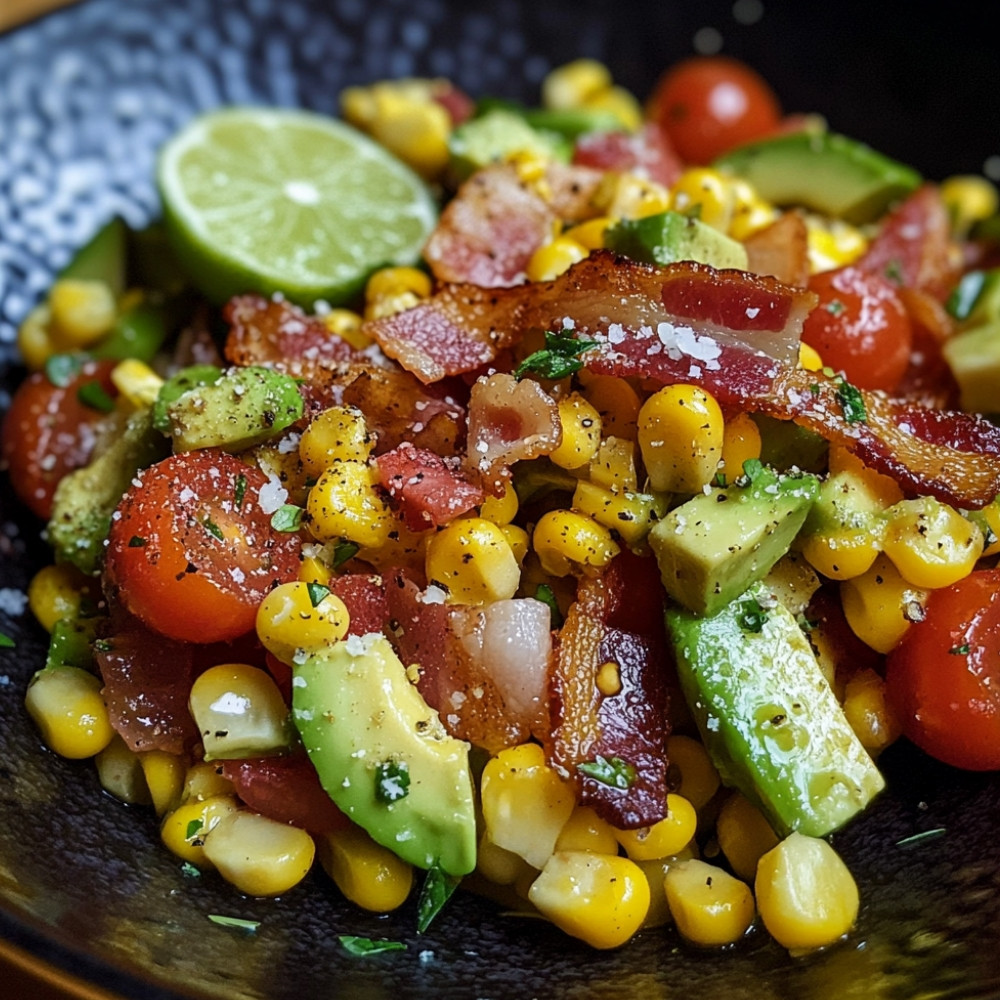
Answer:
[157,106,438,307]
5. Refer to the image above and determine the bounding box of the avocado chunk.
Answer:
[604,210,749,270]
[714,130,921,225]
[292,634,477,877]
[47,407,169,575]
[666,583,885,837]
[59,216,127,297]
[164,365,304,453]
[648,462,819,616]
[448,108,569,182]
[942,320,1000,414]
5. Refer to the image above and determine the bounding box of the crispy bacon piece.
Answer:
[376,442,484,529]
[896,287,960,409]
[424,162,604,287]
[743,210,811,288]
[572,122,683,188]
[547,550,671,829]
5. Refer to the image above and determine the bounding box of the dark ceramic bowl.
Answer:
[2,1,1000,998]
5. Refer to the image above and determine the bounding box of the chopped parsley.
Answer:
[339,935,406,956]
[883,259,904,284]
[949,643,971,655]
[306,582,331,607]
[896,827,947,849]
[737,596,769,633]
[333,540,360,568]
[0,632,14,649]
[946,269,988,320]
[185,818,204,841]
[824,298,846,316]
[834,378,867,424]
[740,457,766,484]
[180,862,201,878]
[416,863,460,933]
[45,353,85,387]
[577,754,636,790]
[535,583,563,628]
[514,328,599,381]
[234,473,248,510]
[202,516,224,541]
[128,535,147,548]
[374,760,411,803]
[77,380,116,413]
[207,914,259,933]
[270,504,303,532]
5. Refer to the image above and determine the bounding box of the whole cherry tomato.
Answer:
[649,55,781,164]
[104,450,301,643]
[886,569,1000,771]
[801,265,913,391]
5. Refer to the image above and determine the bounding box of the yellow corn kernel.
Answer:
[587,435,639,492]
[354,515,432,575]
[882,497,983,589]
[637,384,724,493]
[572,480,664,547]
[528,851,650,949]
[188,663,294,759]
[532,509,620,577]
[322,307,371,350]
[139,750,186,816]
[798,471,891,581]
[755,831,859,953]
[298,552,332,586]
[970,494,1000,558]
[581,375,641,441]
[727,179,779,241]
[563,216,614,251]
[526,235,589,282]
[670,168,732,232]
[798,341,824,372]
[364,265,432,321]
[319,823,414,911]
[615,793,697,861]
[24,666,114,759]
[596,171,672,220]
[480,742,576,869]
[664,859,755,947]
[716,792,780,882]
[479,479,519,526]
[666,735,720,813]
[110,359,164,409]
[17,303,56,370]
[840,553,928,654]
[476,828,536,887]
[183,761,233,803]
[160,793,239,866]
[94,734,152,806]
[719,411,762,486]
[584,84,643,132]
[805,215,869,273]
[842,667,901,756]
[256,581,351,666]
[549,393,602,469]
[307,459,394,549]
[299,405,373,478]
[827,445,905,506]
[542,59,613,110]
[425,517,521,603]
[48,278,116,348]
[499,522,530,565]
[940,174,999,235]
[27,563,93,633]
[636,846,698,928]
[202,810,315,897]
[555,805,620,855]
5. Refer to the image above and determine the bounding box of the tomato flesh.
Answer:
[649,55,781,164]
[886,569,1000,771]
[801,265,913,392]
[105,450,301,643]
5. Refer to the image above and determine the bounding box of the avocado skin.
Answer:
[666,584,884,838]
[715,130,921,225]
[292,634,477,877]
[604,210,749,270]
[648,465,819,617]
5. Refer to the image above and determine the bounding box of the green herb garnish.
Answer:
[825,299,846,315]
[416,864,460,933]
[374,760,411,804]
[514,328,599,381]
[946,270,987,320]
[577,754,636,790]
[741,457,766,484]
[339,935,407,956]
[884,259,904,284]
[535,583,563,628]
[234,473,247,510]
[128,535,147,548]
[306,582,331,607]
[45,353,84,387]
[185,818,204,840]
[180,862,201,878]
[202,516,224,541]
[738,596,769,633]
[333,540,360,568]
[207,914,259,933]
[949,643,971,655]
[835,378,867,424]
[0,633,14,649]
[896,827,947,849]
[77,380,116,413]
[270,504,303,532]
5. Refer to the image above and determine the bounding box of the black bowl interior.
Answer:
[2,1,1000,998]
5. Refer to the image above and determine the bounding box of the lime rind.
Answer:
[156,106,438,307]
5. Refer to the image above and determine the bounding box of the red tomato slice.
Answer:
[648,55,781,164]
[801,265,913,391]
[886,569,1000,771]
[105,450,301,643]
[1,358,118,519]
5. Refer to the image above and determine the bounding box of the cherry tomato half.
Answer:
[1,357,119,519]
[105,450,301,643]
[800,265,913,391]
[649,55,781,164]
[885,569,1000,771]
